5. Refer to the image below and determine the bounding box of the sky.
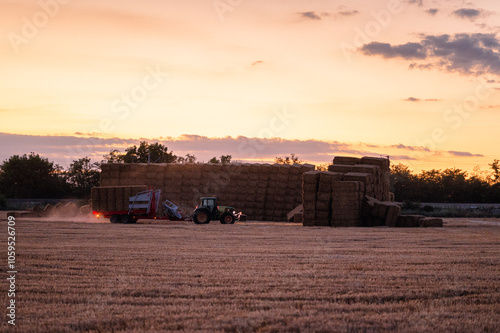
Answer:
[1,0,499,172]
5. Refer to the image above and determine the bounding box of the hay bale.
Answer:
[360,156,390,170]
[333,156,360,165]
[420,218,443,227]
[91,188,100,211]
[106,187,116,212]
[289,164,302,175]
[302,219,315,226]
[331,181,363,227]
[328,165,352,174]
[397,215,425,228]
[386,204,401,227]
[351,164,380,175]
[115,187,124,211]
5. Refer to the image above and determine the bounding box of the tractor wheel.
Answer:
[193,209,211,224]
[110,214,120,223]
[220,213,235,224]
[120,214,132,224]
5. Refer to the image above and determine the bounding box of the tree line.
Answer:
[391,162,500,203]
[0,140,498,203]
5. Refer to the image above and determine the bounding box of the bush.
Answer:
[0,193,5,209]
[422,205,435,212]
[402,201,421,210]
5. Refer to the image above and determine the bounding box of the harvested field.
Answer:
[1,216,499,332]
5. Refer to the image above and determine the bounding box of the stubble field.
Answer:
[0,216,499,332]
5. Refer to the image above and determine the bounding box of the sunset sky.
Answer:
[1,0,499,172]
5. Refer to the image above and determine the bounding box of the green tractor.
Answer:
[193,197,236,224]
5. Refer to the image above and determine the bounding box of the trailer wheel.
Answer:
[120,214,132,224]
[193,209,211,224]
[110,214,119,223]
[220,213,235,224]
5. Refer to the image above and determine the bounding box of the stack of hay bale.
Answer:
[361,196,401,227]
[301,156,443,228]
[302,171,320,226]
[328,156,391,201]
[91,185,148,212]
[99,162,314,221]
[331,181,365,227]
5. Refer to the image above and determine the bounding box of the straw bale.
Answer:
[269,164,281,174]
[333,156,360,165]
[300,164,315,172]
[289,164,302,175]
[315,200,330,211]
[316,190,332,202]
[360,156,390,170]
[351,164,380,175]
[386,204,401,227]
[277,164,291,174]
[240,163,251,174]
[302,219,315,226]
[397,215,424,228]
[249,164,259,174]
[328,165,352,174]
[106,187,116,212]
[91,188,100,211]
[303,170,321,183]
[115,187,124,211]
[259,170,270,181]
[343,172,373,184]
[420,218,443,227]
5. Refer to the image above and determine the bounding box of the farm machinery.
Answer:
[192,197,237,224]
[93,188,184,224]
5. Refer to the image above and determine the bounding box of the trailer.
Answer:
[92,188,184,223]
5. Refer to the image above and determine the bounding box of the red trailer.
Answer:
[93,189,184,223]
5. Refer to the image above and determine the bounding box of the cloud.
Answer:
[448,151,484,157]
[299,11,321,20]
[361,33,500,76]
[403,97,440,102]
[336,5,359,17]
[406,0,424,6]
[361,42,427,59]
[453,8,483,20]
[426,8,439,15]
[480,104,500,109]
[390,144,430,152]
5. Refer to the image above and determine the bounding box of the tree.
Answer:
[208,155,232,164]
[220,155,232,164]
[176,154,197,164]
[490,159,500,183]
[275,153,302,165]
[390,163,415,200]
[102,149,122,163]
[102,142,177,164]
[0,153,68,198]
[65,157,100,198]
